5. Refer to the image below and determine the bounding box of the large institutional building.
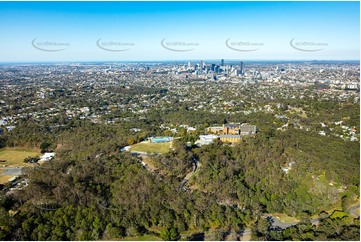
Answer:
[208,123,257,143]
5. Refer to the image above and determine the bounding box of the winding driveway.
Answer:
[180,157,199,189]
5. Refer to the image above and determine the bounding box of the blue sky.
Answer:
[0,1,359,61]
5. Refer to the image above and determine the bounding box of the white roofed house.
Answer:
[195,134,218,146]
[38,152,55,165]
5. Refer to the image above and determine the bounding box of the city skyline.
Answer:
[0,1,360,61]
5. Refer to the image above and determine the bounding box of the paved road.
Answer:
[0,167,22,176]
[266,216,298,229]
[180,157,199,189]
[130,151,148,156]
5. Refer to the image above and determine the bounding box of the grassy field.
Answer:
[273,213,300,223]
[119,235,161,241]
[0,173,12,184]
[0,147,40,167]
[131,141,171,154]
[0,147,41,184]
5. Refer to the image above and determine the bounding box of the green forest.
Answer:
[0,100,359,241]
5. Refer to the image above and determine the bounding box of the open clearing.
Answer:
[0,147,40,167]
[0,147,40,184]
[0,174,12,184]
[273,213,300,223]
[131,141,171,154]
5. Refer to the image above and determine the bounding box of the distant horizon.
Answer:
[0,59,360,65]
